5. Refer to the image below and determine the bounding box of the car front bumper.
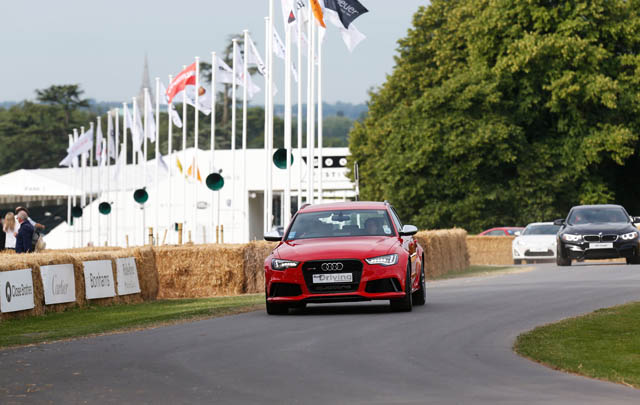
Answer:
[266,261,408,304]
[562,239,640,260]
[513,245,556,260]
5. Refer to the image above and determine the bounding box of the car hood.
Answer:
[275,236,400,261]
[514,235,556,245]
[563,223,637,235]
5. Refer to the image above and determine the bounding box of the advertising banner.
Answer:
[116,257,141,296]
[83,260,116,300]
[0,269,35,313]
[40,264,76,305]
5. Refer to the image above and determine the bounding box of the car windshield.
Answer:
[567,208,629,225]
[522,224,561,235]
[285,209,396,240]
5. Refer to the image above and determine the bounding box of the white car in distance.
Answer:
[512,222,562,264]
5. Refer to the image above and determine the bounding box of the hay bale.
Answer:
[467,235,515,265]
[243,241,276,293]
[153,244,246,298]
[0,252,82,321]
[415,229,470,279]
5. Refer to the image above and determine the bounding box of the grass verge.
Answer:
[515,301,640,388]
[0,294,263,349]
[431,265,522,280]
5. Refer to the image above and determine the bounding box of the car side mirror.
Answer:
[399,224,418,236]
[553,219,565,226]
[633,217,640,224]
[264,231,282,242]
[514,231,521,236]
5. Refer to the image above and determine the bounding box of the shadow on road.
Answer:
[288,302,430,316]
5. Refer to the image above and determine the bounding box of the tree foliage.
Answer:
[349,0,640,232]
[35,84,89,127]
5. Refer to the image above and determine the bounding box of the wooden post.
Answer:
[162,229,168,245]
[220,224,224,244]
[215,225,219,244]
[148,227,154,245]
[178,223,183,245]
[125,235,129,248]
[188,230,192,244]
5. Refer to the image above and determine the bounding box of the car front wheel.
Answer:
[265,290,289,315]
[412,259,426,306]
[556,243,571,267]
[391,262,413,312]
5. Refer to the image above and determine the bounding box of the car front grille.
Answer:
[584,234,618,242]
[302,259,363,294]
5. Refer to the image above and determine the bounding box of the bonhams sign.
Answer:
[40,264,76,305]
[116,257,141,296]
[0,269,35,313]
[83,260,116,300]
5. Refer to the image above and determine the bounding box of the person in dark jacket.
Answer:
[15,211,34,253]
[0,217,5,250]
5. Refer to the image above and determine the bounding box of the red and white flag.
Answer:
[166,63,197,104]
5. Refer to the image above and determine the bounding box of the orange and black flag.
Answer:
[310,0,326,28]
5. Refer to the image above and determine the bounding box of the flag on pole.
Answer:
[273,29,299,82]
[144,94,157,142]
[227,48,262,99]
[184,85,212,115]
[310,0,326,27]
[124,104,143,153]
[113,144,125,180]
[159,82,183,128]
[187,159,203,183]
[60,127,93,167]
[158,154,169,173]
[95,123,104,165]
[321,0,368,51]
[166,63,196,104]
[280,0,309,48]
[176,157,184,174]
[107,112,116,159]
[246,34,266,76]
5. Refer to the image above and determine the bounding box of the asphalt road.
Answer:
[2,263,640,404]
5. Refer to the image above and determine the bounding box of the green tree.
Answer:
[349,0,640,232]
[35,84,89,128]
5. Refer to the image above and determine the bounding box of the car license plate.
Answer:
[312,273,353,284]
[529,247,548,252]
[590,243,613,249]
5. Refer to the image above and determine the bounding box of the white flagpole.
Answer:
[80,126,85,247]
[317,28,324,204]
[210,52,216,242]
[67,134,73,247]
[263,17,270,235]
[89,122,94,245]
[268,1,275,230]
[168,74,174,243]
[74,128,80,248]
[143,88,150,244]
[284,21,293,224]
[194,57,200,243]
[242,30,249,243]
[297,15,303,211]
[114,108,120,246]
[306,4,315,204]
[97,117,102,246]
[231,39,238,243]
[155,77,160,246]
[132,96,139,245]
[106,111,111,245]
[122,102,129,247]
[181,66,188,241]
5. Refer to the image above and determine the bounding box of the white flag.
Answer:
[125,104,143,153]
[107,112,116,159]
[113,144,125,180]
[144,93,157,142]
[225,49,261,100]
[246,34,266,76]
[158,154,169,173]
[59,128,94,167]
[273,29,299,82]
[95,123,104,164]
[281,0,309,48]
[159,82,183,128]
[184,85,212,115]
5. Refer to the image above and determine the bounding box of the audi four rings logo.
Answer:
[321,263,344,271]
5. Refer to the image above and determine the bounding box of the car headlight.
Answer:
[516,239,526,246]
[562,234,582,242]
[271,259,299,270]
[365,254,398,266]
[621,231,638,241]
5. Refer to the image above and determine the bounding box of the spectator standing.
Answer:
[14,206,45,231]
[15,211,34,253]
[0,216,6,250]
[3,212,17,251]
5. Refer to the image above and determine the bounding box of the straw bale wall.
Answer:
[415,229,470,279]
[243,241,276,294]
[0,247,157,321]
[466,236,515,265]
[154,244,247,298]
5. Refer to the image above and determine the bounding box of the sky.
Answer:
[0,0,427,105]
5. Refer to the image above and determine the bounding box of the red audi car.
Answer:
[263,201,426,314]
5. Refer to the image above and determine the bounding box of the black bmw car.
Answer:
[554,204,640,266]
